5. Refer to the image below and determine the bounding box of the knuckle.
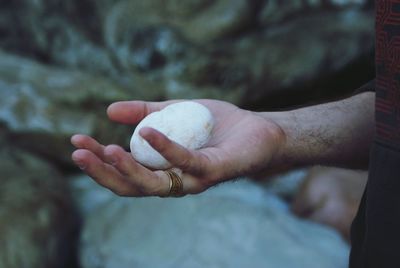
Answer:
[136,184,149,195]
[177,157,192,170]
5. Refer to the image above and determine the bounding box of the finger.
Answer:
[72,149,140,196]
[107,100,180,124]
[139,127,209,174]
[153,168,208,196]
[156,170,207,195]
[103,144,170,196]
[71,134,107,162]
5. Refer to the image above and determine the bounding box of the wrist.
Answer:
[256,110,300,171]
[257,92,375,171]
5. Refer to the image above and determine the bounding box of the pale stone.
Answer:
[130,101,214,169]
[75,178,350,268]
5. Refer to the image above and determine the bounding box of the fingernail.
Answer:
[77,163,86,170]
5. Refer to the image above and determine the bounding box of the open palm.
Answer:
[71,99,284,197]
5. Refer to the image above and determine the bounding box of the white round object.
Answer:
[130,101,214,170]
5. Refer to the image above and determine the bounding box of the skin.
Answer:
[292,166,368,241]
[71,92,375,197]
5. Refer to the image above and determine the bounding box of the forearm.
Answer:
[260,92,375,170]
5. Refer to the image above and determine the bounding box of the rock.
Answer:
[130,101,214,169]
[75,178,349,268]
[259,0,368,25]
[170,0,255,43]
[329,0,367,6]
[103,0,256,78]
[104,0,255,46]
[161,9,374,108]
[0,139,78,268]
[1,2,374,112]
[233,9,374,108]
[0,51,163,167]
[258,0,304,25]
[0,0,111,72]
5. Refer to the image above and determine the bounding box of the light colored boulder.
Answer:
[74,177,349,268]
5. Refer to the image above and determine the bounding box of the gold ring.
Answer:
[164,169,184,197]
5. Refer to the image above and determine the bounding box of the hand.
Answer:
[71,99,285,197]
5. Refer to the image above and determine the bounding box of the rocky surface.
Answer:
[233,9,374,107]
[0,51,145,167]
[1,1,374,109]
[0,132,77,268]
[73,177,349,268]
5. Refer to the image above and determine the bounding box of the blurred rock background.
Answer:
[0,0,374,267]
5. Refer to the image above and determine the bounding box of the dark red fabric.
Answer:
[375,0,400,149]
[349,1,400,267]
